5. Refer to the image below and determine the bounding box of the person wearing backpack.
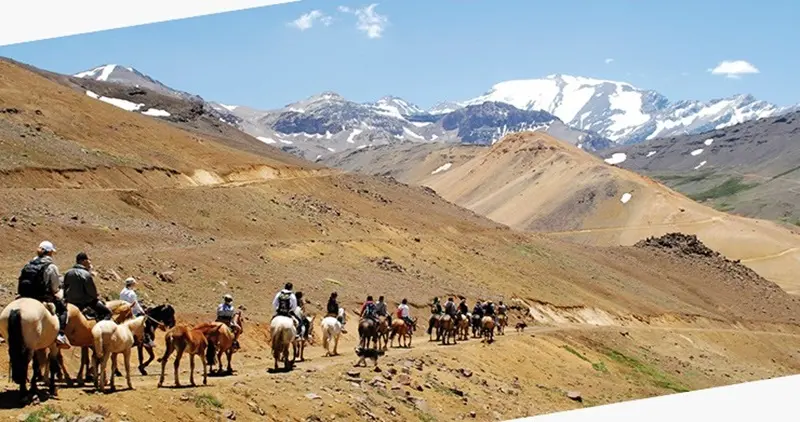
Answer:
[359,296,378,322]
[272,282,300,327]
[17,240,71,349]
[63,252,112,321]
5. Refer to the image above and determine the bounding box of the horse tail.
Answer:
[94,329,112,361]
[322,324,330,351]
[8,308,29,386]
[206,340,217,366]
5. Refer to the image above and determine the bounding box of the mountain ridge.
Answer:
[72,64,798,161]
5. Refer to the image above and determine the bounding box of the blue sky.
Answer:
[1,0,798,110]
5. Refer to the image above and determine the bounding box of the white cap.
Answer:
[223,294,233,301]
[38,241,56,252]
[125,277,137,287]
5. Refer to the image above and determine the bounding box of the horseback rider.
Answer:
[359,295,378,322]
[216,294,241,349]
[272,282,300,329]
[457,297,469,316]
[120,277,155,349]
[17,241,70,349]
[327,292,347,333]
[498,301,508,317]
[444,297,457,318]
[427,297,443,335]
[375,295,390,325]
[63,252,112,322]
[471,300,484,330]
[294,291,310,339]
[483,300,497,324]
[396,298,414,333]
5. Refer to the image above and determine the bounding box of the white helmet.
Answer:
[223,294,233,302]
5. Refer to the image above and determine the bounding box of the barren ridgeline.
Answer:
[1,59,800,421]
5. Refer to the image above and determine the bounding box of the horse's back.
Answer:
[0,298,57,347]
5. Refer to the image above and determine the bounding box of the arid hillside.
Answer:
[1,58,800,422]
[325,133,800,294]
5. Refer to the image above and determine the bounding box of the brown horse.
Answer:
[205,323,236,375]
[481,316,495,343]
[389,317,416,348]
[456,313,470,341]
[497,314,508,335]
[376,316,390,350]
[438,315,457,345]
[157,323,221,387]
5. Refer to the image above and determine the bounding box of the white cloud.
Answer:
[604,58,614,64]
[339,3,388,39]
[709,60,760,79]
[289,10,332,31]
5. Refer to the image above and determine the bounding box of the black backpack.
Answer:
[18,257,51,299]
[364,302,376,319]
[277,291,292,314]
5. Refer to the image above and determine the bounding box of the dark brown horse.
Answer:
[358,318,379,349]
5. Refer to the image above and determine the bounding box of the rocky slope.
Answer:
[324,132,800,293]
[601,110,800,222]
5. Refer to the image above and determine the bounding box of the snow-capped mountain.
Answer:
[222,91,610,161]
[73,64,241,126]
[371,96,425,118]
[73,64,200,101]
[451,74,794,144]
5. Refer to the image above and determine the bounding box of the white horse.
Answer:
[270,316,296,371]
[0,298,61,402]
[91,316,144,392]
[321,308,346,357]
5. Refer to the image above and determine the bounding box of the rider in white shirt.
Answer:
[119,277,154,348]
[397,298,414,333]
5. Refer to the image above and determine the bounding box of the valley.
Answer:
[0,56,799,422]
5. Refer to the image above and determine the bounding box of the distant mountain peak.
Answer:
[73,64,136,81]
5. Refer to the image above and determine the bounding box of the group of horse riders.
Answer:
[17,239,506,357]
[426,296,508,335]
[16,240,242,352]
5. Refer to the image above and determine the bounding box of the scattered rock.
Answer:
[157,271,175,283]
[180,393,191,401]
[17,414,29,422]
[566,391,582,402]
[460,368,473,378]
[396,374,412,386]
[224,410,236,420]
[469,411,477,418]
[305,393,322,400]
[346,370,360,378]
[370,256,405,273]
[76,414,106,422]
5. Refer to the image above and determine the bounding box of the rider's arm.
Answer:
[272,293,280,310]
[290,294,298,310]
[85,270,99,300]
[45,264,61,295]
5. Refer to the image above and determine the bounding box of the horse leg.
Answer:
[226,349,233,374]
[123,349,133,390]
[48,346,59,397]
[333,333,339,356]
[137,343,147,375]
[174,346,185,387]
[157,340,173,388]
[109,353,117,392]
[189,353,196,387]
[201,351,208,386]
